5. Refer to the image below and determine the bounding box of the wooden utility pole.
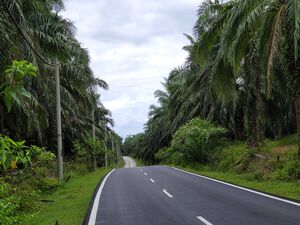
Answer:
[116,142,120,167]
[1,0,64,180]
[111,137,115,163]
[104,123,108,169]
[55,61,63,180]
[92,110,97,171]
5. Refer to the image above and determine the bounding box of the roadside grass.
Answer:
[174,165,300,201]
[262,134,298,150]
[169,134,300,202]
[25,167,111,225]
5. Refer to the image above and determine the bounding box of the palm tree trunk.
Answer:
[294,58,300,156]
[244,49,263,148]
[255,72,264,143]
[295,93,300,156]
[87,149,95,172]
[245,92,258,148]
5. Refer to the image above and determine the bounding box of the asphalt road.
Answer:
[88,165,300,225]
[123,156,136,168]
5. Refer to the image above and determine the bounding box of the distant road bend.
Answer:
[87,159,300,225]
[123,156,136,168]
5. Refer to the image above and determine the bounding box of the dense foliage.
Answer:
[0,135,55,172]
[0,1,122,223]
[0,135,57,224]
[124,0,300,163]
[155,119,226,164]
[122,133,146,159]
[1,60,37,112]
[73,137,120,171]
[0,0,114,156]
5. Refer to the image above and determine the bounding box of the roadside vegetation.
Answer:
[0,1,121,224]
[0,131,120,224]
[172,133,300,201]
[26,168,111,225]
[123,0,300,200]
[178,166,300,201]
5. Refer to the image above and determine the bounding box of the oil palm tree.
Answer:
[192,0,299,149]
[222,0,300,152]
[0,0,112,154]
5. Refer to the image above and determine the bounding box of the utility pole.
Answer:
[116,142,120,167]
[104,123,108,169]
[118,142,122,164]
[105,149,108,169]
[55,60,63,181]
[1,0,63,180]
[111,136,115,163]
[92,110,97,171]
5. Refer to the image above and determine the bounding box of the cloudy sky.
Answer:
[62,0,200,138]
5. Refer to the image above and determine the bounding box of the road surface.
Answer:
[123,156,136,168]
[88,165,300,225]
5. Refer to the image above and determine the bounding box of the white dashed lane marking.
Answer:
[162,189,173,198]
[197,216,213,225]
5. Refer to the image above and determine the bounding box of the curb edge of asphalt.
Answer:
[170,166,300,206]
[82,169,114,225]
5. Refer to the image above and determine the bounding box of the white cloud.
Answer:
[62,0,200,138]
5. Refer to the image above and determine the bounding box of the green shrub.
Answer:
[0,135,30,171]
[0,135,58,224]
[0,180,38,225]
[216,143,247,171]
[155,147,187,165]
[64,161,89,175]
[31,145,56,165]
[277,160,300,181]
[1,60,37,112]
[155,147,172,163]
[37,177,60,192]
[73,138,117,170]
[0,182,21,225]
[73,139,105,159]
[170,118,227,164]
[0,135,55,173]
[22,167,59,192]
[155,119,227,165]
[170,151,185,165]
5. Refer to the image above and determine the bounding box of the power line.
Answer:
[0,0,59,67]
[1,0,64,180]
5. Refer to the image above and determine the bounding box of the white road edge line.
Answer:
[150,179,155,183]
[144,172,148,176]
[197,216,213,225]
[162,189,173,198]
[172,167,300,207]
[88,169,115,225]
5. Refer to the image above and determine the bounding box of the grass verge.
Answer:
[25,168,111,225]
[174,165,300,201]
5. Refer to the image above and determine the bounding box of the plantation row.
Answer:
[0,1,119,224]
[123,0,300,176]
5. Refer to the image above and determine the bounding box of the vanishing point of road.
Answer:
[87,157,300,225]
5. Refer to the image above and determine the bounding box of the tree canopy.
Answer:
[124,0,300,162]
[0,0,114,156]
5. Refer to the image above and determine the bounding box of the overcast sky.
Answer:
[62,0,200,139]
